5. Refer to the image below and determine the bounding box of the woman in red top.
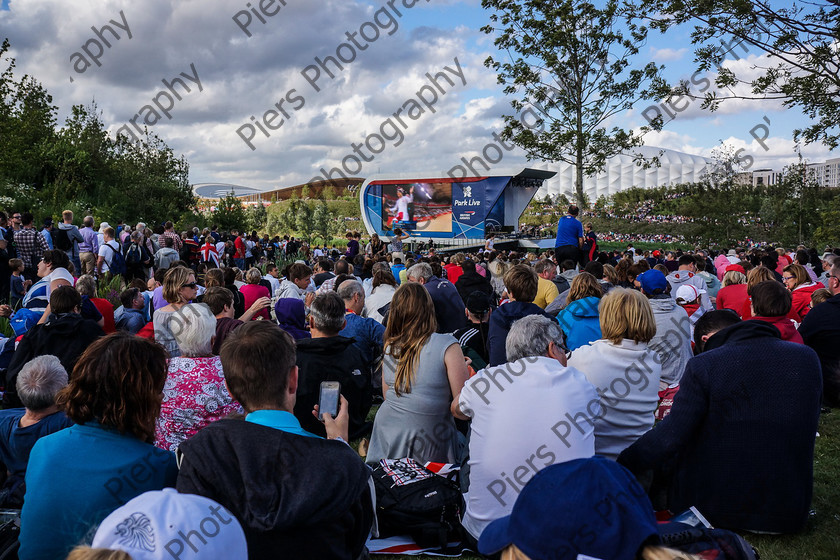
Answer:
[783,263,822,322]
[239,268,270,321]
[715,265,749,318]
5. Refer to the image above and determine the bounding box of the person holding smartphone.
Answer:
[176,321,372,559]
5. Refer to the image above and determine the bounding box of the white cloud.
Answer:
[0,0,835,195]
[650,47,687,62]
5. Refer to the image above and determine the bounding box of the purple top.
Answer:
[78,226,99,254]
[274,298,311,340]
[152,286,167,311]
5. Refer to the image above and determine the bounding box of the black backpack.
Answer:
[52,228,72,251]
[371,459,463,550]
[125,242,142,266]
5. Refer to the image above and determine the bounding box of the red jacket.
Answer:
[790,283,822,322]
[750,316,804,344]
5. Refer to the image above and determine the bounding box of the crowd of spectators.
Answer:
[0,206,837,559]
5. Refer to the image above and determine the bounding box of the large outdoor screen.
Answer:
[381,182,452,233]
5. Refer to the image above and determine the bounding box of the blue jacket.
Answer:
[618,320,822,533]
[556,296,602,351]
[340,312,385,372]
[487,301,550,366]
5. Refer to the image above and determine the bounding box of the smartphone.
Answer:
[318,381,340,421]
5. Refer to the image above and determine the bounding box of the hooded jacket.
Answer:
[277,279,305,301]
[646,295,692,386]
[666,270,712,311]
[294,336,372,439]
[274,298,311,340]
[790,282,822,321]
[55,222,84,256]
[176,419,373,560]
[556,296,602,351]
[4,313,104,407]
[618,320,822,533]
[696,271,721,299]
[749,315,803,344]
[799,293,840,407]
[487,301,549,366]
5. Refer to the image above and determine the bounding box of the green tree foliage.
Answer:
[247,203,268,232]
[814,196,840,249]
[212,192,248,232]
[0,39,194,223]
[294,200,315,244]
[638,0,840,148]
[313,199,338,243]
[481,0,664,206]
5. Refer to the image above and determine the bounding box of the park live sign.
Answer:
[359,168,556,241]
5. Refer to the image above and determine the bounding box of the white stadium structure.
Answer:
[193,183,265,198]
[536,146,712,200]
[193,146,712,202]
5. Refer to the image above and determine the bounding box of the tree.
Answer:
[248,202,268,232]
[481,0,664,206]
[212,192,248,232]
[313,199,337,243]
[1,40,194,223]
[0,38,58,190]
[639,0,840,148]
[294,200,315,244]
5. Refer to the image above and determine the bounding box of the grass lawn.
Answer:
[371,410,840,560]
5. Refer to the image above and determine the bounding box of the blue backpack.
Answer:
[105,242,127,276]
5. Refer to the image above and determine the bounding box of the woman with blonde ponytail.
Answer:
[366,282,470,464]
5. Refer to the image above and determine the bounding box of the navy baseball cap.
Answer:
[478,457,658,560]
[636,269,668,294]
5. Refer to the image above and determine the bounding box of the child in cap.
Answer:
[675,284,706,333]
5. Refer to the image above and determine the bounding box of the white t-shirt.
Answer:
[458,356,598,540]
[98,240,121,273]
[44,268,74,297]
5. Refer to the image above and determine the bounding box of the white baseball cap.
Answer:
[92,489,247,559]
[675,284,701,304]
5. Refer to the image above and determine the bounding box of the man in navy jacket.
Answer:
[618,317,822,534]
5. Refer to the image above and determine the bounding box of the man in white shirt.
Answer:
[263,263,282,296]
[457,314,598,544]
[95,227,121,277]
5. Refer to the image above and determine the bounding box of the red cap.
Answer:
[725,264,746,275]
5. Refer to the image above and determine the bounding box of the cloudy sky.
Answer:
[1,0,836,193]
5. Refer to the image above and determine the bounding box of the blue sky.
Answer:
[0,0,834,191]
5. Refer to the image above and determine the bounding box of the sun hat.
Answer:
[478,457,658,560]
[92,489,247,559]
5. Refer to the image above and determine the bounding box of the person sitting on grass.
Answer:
[618,306,823,533]
[487,264,548,366]
[176,321,372,560]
